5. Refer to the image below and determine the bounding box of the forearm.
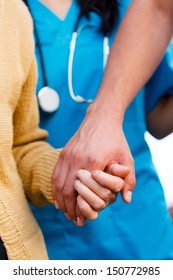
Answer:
[91,0,173,121]
[13,58,61,206]
[146,95,173,139]
[14,140,61,206]
[13,92,62,206]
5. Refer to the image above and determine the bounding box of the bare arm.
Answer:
[94,0,173,114]
[52,0,173,221]
[146,95,173,139]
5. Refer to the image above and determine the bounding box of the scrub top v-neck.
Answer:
[27,0,114,148]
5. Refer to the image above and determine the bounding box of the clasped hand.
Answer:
[52,104,136,226]
[53,163,130,226]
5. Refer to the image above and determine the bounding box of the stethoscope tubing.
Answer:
[23,0,110,111]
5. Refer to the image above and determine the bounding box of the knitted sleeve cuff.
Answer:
[31,149,62,206]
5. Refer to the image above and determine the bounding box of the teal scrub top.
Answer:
[27,0,173,260]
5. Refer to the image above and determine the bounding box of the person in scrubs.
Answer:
[24,0,173,260]
[146,92,173,218]
[51,0,173,221]
[145,43,173,219]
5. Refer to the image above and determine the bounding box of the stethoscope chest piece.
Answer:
[38,86,60,113]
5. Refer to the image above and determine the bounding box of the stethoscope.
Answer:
[24,0,110,112]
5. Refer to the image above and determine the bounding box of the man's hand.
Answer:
[52,104,136,221]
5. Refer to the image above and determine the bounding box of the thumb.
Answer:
[121,171,136,203]
[105,163,130,178]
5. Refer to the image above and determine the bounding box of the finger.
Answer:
[121,170,136,203]
[77,169,116,202]
[60,141,87,220]
[62,168,79,220]
[74,179,107,212]
[77,195,98,221]
[91,170,125,193]
[74,204,86,227]
[105,163,130,178]
[119,158,136,204]
[51,154,63,204]
[52,153,70,214]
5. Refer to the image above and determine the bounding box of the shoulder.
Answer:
[0,0,35,85]
[0,0,33,31]
[0,0,33,43]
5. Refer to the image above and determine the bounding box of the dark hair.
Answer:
[77,0,119,35]
[23,0,119,35]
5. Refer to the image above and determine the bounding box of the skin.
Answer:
[169,207,173,220]
[146,95,173,139]
[38,0,132,227]
[40,0,72,19]
[54,163,130,225]
[52,0,173,222]
[146,94,173,220]
[74,164,130,224]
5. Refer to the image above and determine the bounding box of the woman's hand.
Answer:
[73,164,130,226]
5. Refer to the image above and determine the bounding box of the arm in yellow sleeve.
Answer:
[13,58,61,206]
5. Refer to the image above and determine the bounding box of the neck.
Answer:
[40,0,72,19]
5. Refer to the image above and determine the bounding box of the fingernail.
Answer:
[126,191,132,203]
[54,201,59,209]
[73,217,85,226]
[77,217,85,226]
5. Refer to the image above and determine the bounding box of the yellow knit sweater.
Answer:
[0,0,61,259]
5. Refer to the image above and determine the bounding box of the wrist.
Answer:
[86,103,124,127]
[87,92,125,125]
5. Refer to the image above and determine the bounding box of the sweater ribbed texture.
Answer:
[0,0,61,259]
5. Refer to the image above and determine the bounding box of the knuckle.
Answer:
[53,177,63,191]
[95,200,107,211]
[63,187,73,198]
[73,150,83,165]
[87,155,99,168]
[71,148,77,158]
[101,189,112,200]
[114,179,124,192]
[108,196,117,205]
[63,150,71,162]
